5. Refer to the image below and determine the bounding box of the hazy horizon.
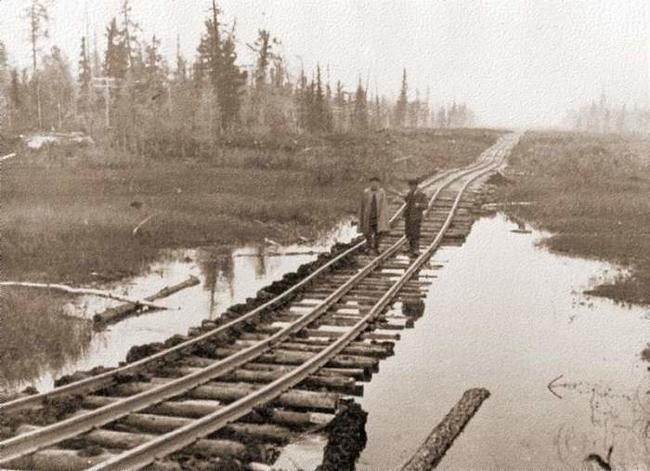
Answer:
[1,0,648,128]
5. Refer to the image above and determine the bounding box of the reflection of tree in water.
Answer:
[0,292,92,390]
[552,377,650,468]
[197,247,235,319]
[252,244,267,279]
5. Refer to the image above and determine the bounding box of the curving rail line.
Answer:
[0,165,463,417]
[0,133,519,469]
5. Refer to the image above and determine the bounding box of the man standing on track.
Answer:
[403,177,428,257]
[358,176,390,254]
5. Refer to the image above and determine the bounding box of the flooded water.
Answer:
[10,221,356,393]
[358,213,650,470]
[272,434,328,470]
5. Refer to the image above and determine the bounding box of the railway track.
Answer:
[0,133,519,470]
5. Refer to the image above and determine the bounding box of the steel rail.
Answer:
[0,165,466,416]
[0,155,496,464]
[91,134,519,471]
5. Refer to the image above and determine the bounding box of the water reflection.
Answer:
[357,213,650,470]
[5,220,356,393]
[0,316,92,390]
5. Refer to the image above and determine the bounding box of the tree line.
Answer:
[0,0,478,158]
[567,93,650,135]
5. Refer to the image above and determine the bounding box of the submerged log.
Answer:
[401,388,490,470]
[93,276,199,327]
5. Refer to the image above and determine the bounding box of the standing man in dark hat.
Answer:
[403,177,428,257]
[358,176,390,254]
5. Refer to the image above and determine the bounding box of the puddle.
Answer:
[272,434,328,470]
[357,213,650,470]
[8,221,356,393]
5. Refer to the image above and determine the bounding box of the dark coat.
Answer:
[404,189,427,237]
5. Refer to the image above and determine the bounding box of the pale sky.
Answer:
[1,0,648,128]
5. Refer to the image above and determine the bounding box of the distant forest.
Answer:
[566,94,650,135]
[0,0,477,158]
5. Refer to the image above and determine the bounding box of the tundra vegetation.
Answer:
[499,131,650,305]
[0,2,494,385]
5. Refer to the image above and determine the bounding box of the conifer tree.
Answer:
[78,37,92,89]
[437,106,447,128]
[77,36,92,111]
[24,0,51,128]
[219,27,247,131]
[393,68,408,128]
[104,18,128,79]
[351,80,368,133]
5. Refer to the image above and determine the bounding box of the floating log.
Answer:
[0,281,173,311]
[93,276,199,327]
[401,388,490,470]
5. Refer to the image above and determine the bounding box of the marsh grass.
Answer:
[499,131,650,304]
[3,128,499,284]
[0,290,92,387]
[0,129,499,381]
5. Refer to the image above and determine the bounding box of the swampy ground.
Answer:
[0,129,500,389]
[498,130,650,305]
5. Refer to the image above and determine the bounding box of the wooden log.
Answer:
[290,300,375,309]
[84,395,334,429]
[171,366,362,395]
[245,409,334,428]
[190,383,340,411]
[84,429,153,449]
[221,422,293,444]
[262,341,390,358]
[0,281,173,310]
[277,313,364,328]
[401,388,491,470]
[81,427,253,461]
[93,276,199,326]
[243,362,368,381]
[361,331,401,341]
[117,413,292,443]
[7,448,115,471]
[211,347,379,370]
[288,337,394,353]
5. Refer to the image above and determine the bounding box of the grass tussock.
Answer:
[499,130,650,304]
[0,290,92,386]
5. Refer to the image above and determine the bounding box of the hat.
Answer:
[407,177,419,184]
